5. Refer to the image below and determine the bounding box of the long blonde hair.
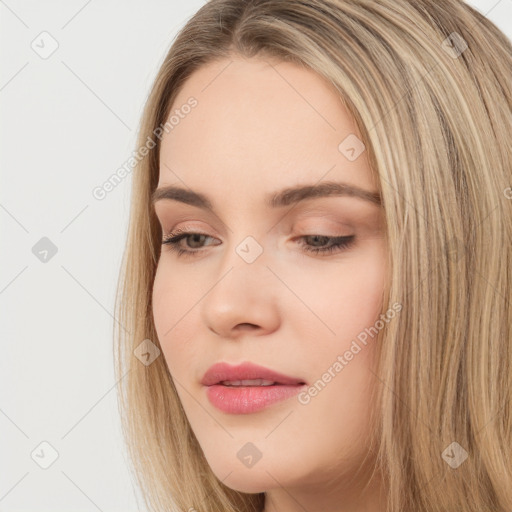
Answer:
[114,1,512,510]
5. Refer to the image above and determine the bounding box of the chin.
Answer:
[206,459,277,494]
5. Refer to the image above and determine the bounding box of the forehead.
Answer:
[158,56,377,199]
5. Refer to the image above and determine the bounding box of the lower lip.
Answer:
[205,384,306,414]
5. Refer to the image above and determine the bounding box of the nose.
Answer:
[201,242,281,340]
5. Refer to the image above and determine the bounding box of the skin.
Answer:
[152,55,388,512]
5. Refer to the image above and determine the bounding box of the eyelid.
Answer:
[294,220,354,232]
[156,201,377,243]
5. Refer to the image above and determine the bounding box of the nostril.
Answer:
[236,323,259,330]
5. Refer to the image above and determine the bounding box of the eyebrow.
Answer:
[151,180,382,210]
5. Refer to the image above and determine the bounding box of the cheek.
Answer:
[152,263,174,336]
[152,263,198,377]
[336,252,386,329]
[288,245,387,341]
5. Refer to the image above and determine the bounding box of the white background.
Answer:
[1,1,511,511]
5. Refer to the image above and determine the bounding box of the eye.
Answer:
[297,234,355,255]
[161,229,356,258]
[161,229,218,257]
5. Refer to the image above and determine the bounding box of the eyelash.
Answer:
[161,229,356,258]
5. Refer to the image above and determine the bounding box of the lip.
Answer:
[201,362,306,387]
[201,362,307,415]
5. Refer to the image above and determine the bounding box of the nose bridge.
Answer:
[218,205,273,269]
[200,229,280,336]
[217,232,270,292]
[233,233,267,266]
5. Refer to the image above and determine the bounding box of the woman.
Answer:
[114,1,512,510]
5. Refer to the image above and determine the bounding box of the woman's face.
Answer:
[152,56,388,509]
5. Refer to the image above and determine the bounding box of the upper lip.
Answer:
[201,362,307,386]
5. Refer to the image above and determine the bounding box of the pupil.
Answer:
[189,234,204,248]
[308,235,328,246]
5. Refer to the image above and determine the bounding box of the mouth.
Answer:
[201,361,307,387]
[201,362,307,414]
[219,379,284,387]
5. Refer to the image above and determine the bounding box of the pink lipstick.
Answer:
[201,362,307,414]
